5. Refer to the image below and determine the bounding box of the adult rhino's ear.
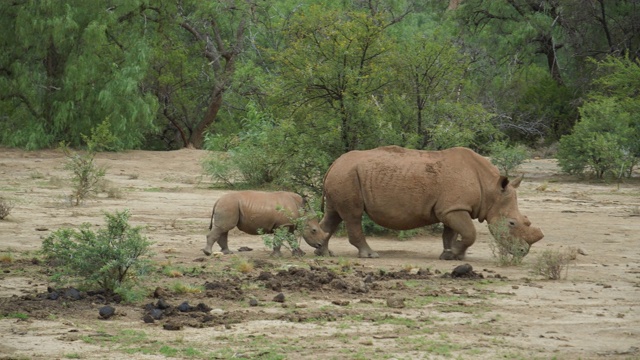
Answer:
[499,176,509,191]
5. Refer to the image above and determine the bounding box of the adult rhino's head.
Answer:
[487,175,544,256]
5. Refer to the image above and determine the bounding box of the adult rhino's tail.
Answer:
[208,201,218,230]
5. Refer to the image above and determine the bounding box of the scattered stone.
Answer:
[177,301,192,312]
[363,274,374,283]
[149,309,163,320]
[163,322,182,331]
[257,271,273,281]
[99,306,115,319]
[195,303,212,312]
[153,287,169,299]
[577,248,588,256]
[273,293,286,303]
[451,264,473,278]
[48,292,59,300]
[143,314,155,323]
[331,300,350,306]
[512,285,520,290]
[295,303,308,308]
[386,296,405,309]
[64,288,82,300]
[249,298,259,307]
[209,308,225,315]
[156,299,171,310]
[238,246,253,252]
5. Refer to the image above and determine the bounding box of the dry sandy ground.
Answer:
[0,148,639,360]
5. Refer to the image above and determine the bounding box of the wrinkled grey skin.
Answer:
[202,191,325,257]
[316,146,544,260]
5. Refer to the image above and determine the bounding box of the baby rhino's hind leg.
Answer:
[203,226,231,255]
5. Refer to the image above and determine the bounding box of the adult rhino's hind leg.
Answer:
[439,211,476,260]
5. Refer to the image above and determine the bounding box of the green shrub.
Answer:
[0,197,14,220]
[489,141,529,176]
[61,142,106,205]
[530,249,576,280]
[557,98,637,179]
[488,218,529,266]
[41,210,154,297]
[260,206,304,255]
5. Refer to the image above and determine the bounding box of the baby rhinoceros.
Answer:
[202,191,325,257]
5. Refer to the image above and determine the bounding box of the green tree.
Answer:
[0,1,158,149]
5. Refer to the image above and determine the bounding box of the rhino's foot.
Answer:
[270,250,284,258]
[439,249,465,261]
[202,248,212,256]
[221,249,233,255]
[358,249,379,258]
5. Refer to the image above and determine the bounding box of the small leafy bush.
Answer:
[557,98,637,179]
[0,197,14,220]
[41,210,154,297]
[61,142,106,205]
[530,248,576,280]
[260,206,304,254]
[488,218,529,266]
[489,141,529,176]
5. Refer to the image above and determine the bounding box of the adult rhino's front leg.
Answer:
[345,219,379,258]
[439,211,476,260]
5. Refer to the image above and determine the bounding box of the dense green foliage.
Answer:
[41,210,153,299]
[1,1,638,183]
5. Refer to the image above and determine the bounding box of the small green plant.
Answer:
[0,197,14,220]
[530,248,576,280]
[231,256,254,274]
[0,252,14,263]
[489,141,529,177]
[260,206,304,255]
[488,218,529,266]
[41,209,154,297]
[170,281,203,294]
[0,312,29,320]
[60,142,106,206]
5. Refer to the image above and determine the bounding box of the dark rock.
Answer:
[64,288,82,300]
[143,314,155,323]
[143,303,155,312]
[156,299,171,310]
[195,303,212,312]
[451,264,473,278]
[177,301,192,312]
[273,293,285,303]
[238,246,253,252]
[387,296,405,309]
[150,309,163,320]
[363,274,374,283]
[249,298,259,307]
[99,306,116,319]
[257,271,272,281]
[48,292,59,300]
[163,322,182,331]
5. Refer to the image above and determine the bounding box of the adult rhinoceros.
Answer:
[315,146,544,260]
[202,191,324,257]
